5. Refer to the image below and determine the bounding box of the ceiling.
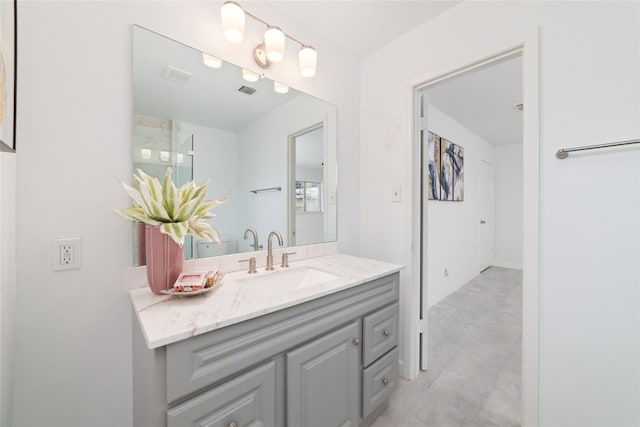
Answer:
[133,26,303,131]
[426,56,523,145]
[267,1,461,58]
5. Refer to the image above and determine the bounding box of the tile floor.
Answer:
[371,267,522,427]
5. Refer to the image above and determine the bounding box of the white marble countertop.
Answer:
[130,254,403,349]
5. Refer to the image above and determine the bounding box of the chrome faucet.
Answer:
[266,231,283,271]
[244,228,260,251]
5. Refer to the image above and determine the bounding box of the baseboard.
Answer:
[492,260,523,270]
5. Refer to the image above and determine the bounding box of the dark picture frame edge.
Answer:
[0,0,17,153]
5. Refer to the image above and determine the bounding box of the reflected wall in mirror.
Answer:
[132,26,337,265]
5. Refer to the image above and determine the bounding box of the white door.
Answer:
[479,160,494,270]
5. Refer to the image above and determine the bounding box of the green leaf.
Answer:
[120,182,144,208]
[138,178,171,221]
[189,221,221,243]
[162,168,179,219]
[113,207,160,226]
[173,197,201,222]
[160,221,189,247]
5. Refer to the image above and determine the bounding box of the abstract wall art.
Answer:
[426,131,464,202]
[426,132,440,200]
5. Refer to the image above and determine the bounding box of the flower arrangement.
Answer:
[114,167,227,246]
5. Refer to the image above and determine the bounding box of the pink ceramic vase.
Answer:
[145,225,184,295]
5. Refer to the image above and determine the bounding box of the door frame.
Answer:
[410,30,540,426]
[287,122,325,247]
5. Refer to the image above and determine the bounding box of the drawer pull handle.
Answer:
[382,378,389,386]
[228,422,239,427]
[383,329,390,337]
[353,338,361,346]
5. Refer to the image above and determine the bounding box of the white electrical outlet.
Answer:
[52,238,82,272]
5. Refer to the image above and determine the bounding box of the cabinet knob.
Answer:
[382,378,389,386]
[383,329,390,337]
[228,421,239,427]
[353,338,361,346]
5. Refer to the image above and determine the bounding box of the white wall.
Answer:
[12,2,359,426]
[0,153,16,427]
[426,105,494,307]
[493,143,523,269]
[360,2,639,425]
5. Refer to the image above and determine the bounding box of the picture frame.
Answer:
[0,0,17,153]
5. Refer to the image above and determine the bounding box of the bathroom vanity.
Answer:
[131,254,402,427]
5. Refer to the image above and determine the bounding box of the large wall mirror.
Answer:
[132,26,337,265]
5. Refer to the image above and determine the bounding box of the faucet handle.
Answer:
[239,257,257,274]
[281,252,296,268]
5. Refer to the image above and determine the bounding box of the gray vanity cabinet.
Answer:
[287,321,360,427]
[133,272,399,427]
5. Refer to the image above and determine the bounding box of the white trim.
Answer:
[492,260,524,270]
[521,27,540,427]
[409,28,540,427]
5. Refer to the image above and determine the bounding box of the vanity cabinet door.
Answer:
[166,360,277,427]
[286,321,360,427]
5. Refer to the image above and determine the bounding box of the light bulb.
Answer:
[265,26,285,63]
[221,1,245,43]
[202,53,222,69]
[242,68,260,82]
[274,81,289,94]
[299,46,317,78]
[140,148,151,160]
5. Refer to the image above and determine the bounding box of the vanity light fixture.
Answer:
[273,81,289,94]
[160,151,170,162]
[202,53,223,68]
[220,1,317,78]
[140,148,152,160]
[264,26,285,62]
[299,46,317,78]
[242,68,260,82]
[221,1,245,43]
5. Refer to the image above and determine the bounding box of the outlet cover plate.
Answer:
[52,238,82,272]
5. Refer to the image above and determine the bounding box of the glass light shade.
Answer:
[221,1,245,43]
[265,26,285,62]
[299,46,317,77]
[140,148,152,160]
[160,151,170,162]
[242,68,260,82]
[274,81,289,94]
[202,53,222,69]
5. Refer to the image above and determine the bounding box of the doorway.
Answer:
[287,123,326,247]
[415,49,530,421]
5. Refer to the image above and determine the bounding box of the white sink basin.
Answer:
[235,267,340,294]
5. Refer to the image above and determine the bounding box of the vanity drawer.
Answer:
[363,303,399,367]
[167,360,277,427]
[362,347,399,419]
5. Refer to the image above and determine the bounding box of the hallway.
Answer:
[372,267,522,426]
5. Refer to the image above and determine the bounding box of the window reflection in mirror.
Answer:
[132,26,337,265]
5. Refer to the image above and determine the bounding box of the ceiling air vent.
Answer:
[238,85,257,95]
[162,65,194,83]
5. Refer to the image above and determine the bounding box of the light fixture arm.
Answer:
[242,9,305,48]
[221,1,317,78]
